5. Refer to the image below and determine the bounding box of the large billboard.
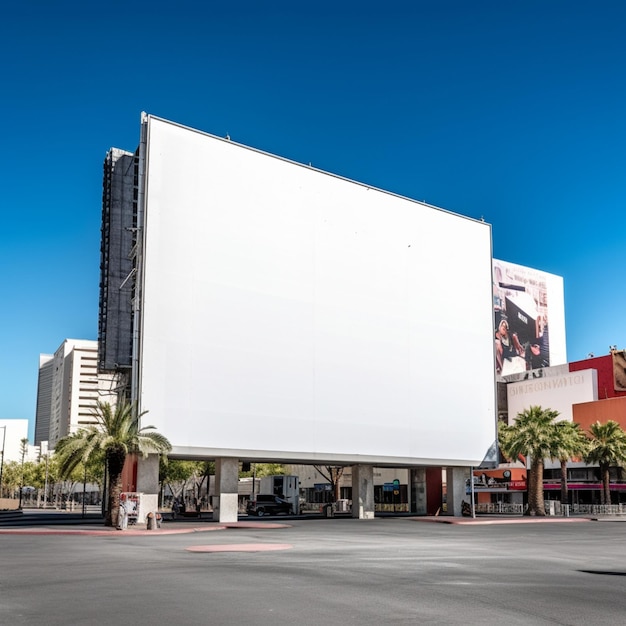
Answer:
[137,115,496,465]
[493,259,566,377]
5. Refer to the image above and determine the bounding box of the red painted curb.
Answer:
[186,543,293,552]
[221,522,291,529]
[0,526,226,536]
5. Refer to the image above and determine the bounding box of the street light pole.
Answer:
[18,438,27,510]
[82,464,87,518]
[0,426,6,502]
[470,466,476,519]
[43,452,49,509]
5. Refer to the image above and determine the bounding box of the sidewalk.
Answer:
[2,510,620,535]
[0,510,293,536]
[411,514,597,525]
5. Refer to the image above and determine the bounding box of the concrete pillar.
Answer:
[410,467,427,515]
[214,458,239,523]
[136,454,160,495]
[134,455,160,523]
[352,464,375,519]
[446,466,468,517]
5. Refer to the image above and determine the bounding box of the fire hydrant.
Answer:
[146,511,161,530]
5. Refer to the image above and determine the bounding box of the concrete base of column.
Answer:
[215,458,239,523]
[216,493,239,523]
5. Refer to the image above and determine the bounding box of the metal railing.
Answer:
[475,502,525,515]
[570,503,626,516]
[375,503,410,513]
[475,502,626,517]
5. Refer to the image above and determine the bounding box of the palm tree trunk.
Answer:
[529,459,546,516]
[106,450,127,527]
[107,470,123,527]
[560,459,568,505]
[602,464,611,505]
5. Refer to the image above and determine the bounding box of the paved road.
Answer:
[2,517,626,625]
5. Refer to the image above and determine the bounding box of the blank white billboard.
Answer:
[137,116,496,465]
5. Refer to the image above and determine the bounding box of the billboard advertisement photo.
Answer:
[493,259,565,378]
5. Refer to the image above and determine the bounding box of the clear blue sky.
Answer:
[2,1,625,440]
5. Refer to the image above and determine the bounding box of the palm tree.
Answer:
[553,420,589,506]
[499,406,559,516]
[585,420,626,505]
[55,399,171,526]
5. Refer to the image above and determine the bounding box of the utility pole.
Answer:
[0,426,6,501]
[43,451,49,509]
[82,464,87,518]
[18,437,28,509]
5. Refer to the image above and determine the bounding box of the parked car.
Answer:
[246,494,294,516]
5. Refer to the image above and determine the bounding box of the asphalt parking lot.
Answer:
[2,517,626,625]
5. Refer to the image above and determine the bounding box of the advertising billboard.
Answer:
[137,115,496,466]
[613,350,626,392]
[493,259,566,377]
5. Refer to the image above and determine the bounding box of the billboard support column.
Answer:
[214,458,239,523]
[352,464,374,519]
[136,453,159,496]
[410,468,427,515]
[446,466,468,517]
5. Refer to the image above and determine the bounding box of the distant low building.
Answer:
[0,419,29,463]
[478,348,626,508]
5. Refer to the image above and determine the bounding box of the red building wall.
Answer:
[569,351,626,430]
[569,353,626,400]
[426,467,443,515]
[120,454,138,493]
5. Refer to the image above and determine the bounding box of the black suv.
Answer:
[246,494,294,517]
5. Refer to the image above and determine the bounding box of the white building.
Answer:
[0,419,29,463]
[35,339,118,447]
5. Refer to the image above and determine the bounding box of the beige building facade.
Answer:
[36,339,118,447]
